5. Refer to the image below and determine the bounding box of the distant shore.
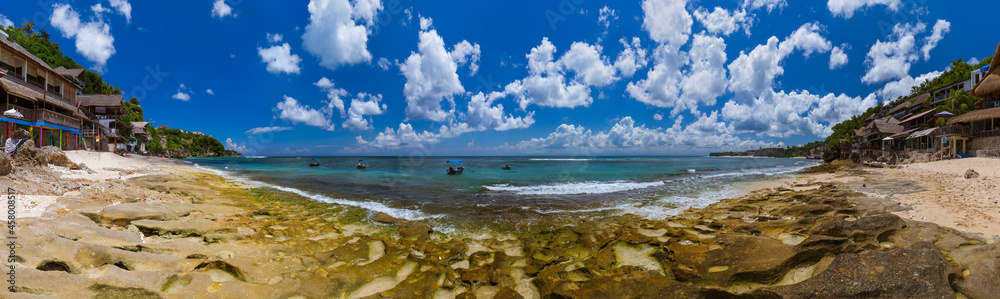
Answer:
[8,151,997,297]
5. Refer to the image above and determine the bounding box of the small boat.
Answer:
[357,159,370,169]
[310,159,320,166]
[446,160,465,175]
[501,164,511,170]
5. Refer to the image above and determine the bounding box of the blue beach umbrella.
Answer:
[934,111,955,118]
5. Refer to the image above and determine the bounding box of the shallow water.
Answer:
[187,156,817,233]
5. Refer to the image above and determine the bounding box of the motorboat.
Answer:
[501,164,511,170]
[309,159,320,166]
[446,160,465,175]
[357,159,370,169]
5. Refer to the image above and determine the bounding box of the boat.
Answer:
[357,159,370,169]
[309,159,320,166]
[446,160,465,175]
[501,164,511,170]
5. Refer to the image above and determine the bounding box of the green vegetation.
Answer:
[147,126,237,157]
[3,23,240,157]
[710,141,826,158]
[934,89,978,126]
[2,22,120,95]
[823,104,884,149]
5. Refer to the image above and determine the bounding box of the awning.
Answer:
[907,128,938,139]
[888,128,919,140]
[900,109,936,123]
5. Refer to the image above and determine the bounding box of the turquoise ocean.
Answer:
[186,156,817,233]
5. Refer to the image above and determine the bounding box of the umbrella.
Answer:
[934,111,955,118]
[3,109,23,118]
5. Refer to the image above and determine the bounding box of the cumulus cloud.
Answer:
[678,34,728,115]
[302,0,382,69]
[211,0,235,18]
[266,33,284,43]
[315,77,348,117]
[206,89,215,95]
[722,90,877,137]
[245,126,293,135]
[50,4,117,71]
[828,0,901,18]
[598,6,618,33]
[654,113,664,121]
[258,43,302,74]
[727,36,782,102]
[861,22,925,84]
[376,57,392,70]
[450,40,482,75]
[504,38,618,110]
[614,37,648,78]
[641,0,693,47]
[225,138,248,154]
[357,123,440,149]
[829,46,848,69]
[275,96,335,131]
[693,7,751,36]
[510,116,780,154]
[876,70,941,101]
[626,46,686,111]
[342,93,387,131]
[777,22,832,59]
[464,92,535,132]
[400,19,480,121]
[0,14,13,28]
[172,83,191,101]
[741,0,787,12]
[922,20,950,60]
[108,0,132,23]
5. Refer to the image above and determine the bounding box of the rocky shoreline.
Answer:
[7,154,998,298]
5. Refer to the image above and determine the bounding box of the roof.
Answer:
[0,76,44,101]
[907,128,938,139]
[948,106,1000,125]
[0,37,59,78]
[79,94,124,107]
[866,116,902,135]
[131,121,148,135]
[973,43,1000,98]
[888,128,920,139]
[53,66,85,78]
[900,109,936,124]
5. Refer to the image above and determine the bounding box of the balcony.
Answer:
[0,104,36,122]
[939,125,972,137]
[34,109,80,130]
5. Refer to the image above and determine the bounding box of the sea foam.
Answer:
[484,180,665,195]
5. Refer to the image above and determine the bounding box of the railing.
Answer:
[35,109,80,129]
[939,125,972,137]
[0,104,36,122]
[974,129,1000,138]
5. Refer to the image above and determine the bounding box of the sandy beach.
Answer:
[7,149,1000,298]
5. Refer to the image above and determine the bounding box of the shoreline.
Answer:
[9,151,999,297]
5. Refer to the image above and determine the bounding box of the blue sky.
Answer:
[1,0,994,156]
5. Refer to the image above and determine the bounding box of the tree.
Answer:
[21,21,34,36]
[39,30,50,42]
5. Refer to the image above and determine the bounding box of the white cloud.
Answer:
[741,0,787,12]
[51,4,116,71]
[921,20,950,60]
[464,92,535,132]
[505,38,617,110]
[678,34,728,115]
[91,3,109,15]
[693,7,751,36]
[722,90,876,137]
[419,16,433,31]
[342,93,387,131]
[626,45,686,110]
[829,46,848,69]
[450,40,482,75]
[777,22,832,59]
[275,96,336,131]
[267,33,284,43]
[510,116,780,153]
[315,77,348,117]
[258,43,302,74]
[172,83,191,101]
[641,0,693,47]
[302,0,382,69]
[400,21,479,121]
[598,6,618,31]
[211,0,234,18]
[358,123,440,149]
[876,70,941,101]
[727,36,782,102]
[827,0,901,18]
[861,22,924,84]
[225,138,248,153]
[108,0,132,23]
[654,113,664,121]
[206,89,215,95]
[0,14,13,28]
[245,126,293,135]
[614,37,648,78]
[377,57,392,70]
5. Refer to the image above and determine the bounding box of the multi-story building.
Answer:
[0,32,86,150]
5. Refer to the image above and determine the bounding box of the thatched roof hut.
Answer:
[972,43,1000,98]
[948,106,1000,125]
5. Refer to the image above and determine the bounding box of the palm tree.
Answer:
[38,29,51,41]
[21,21,35,36]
